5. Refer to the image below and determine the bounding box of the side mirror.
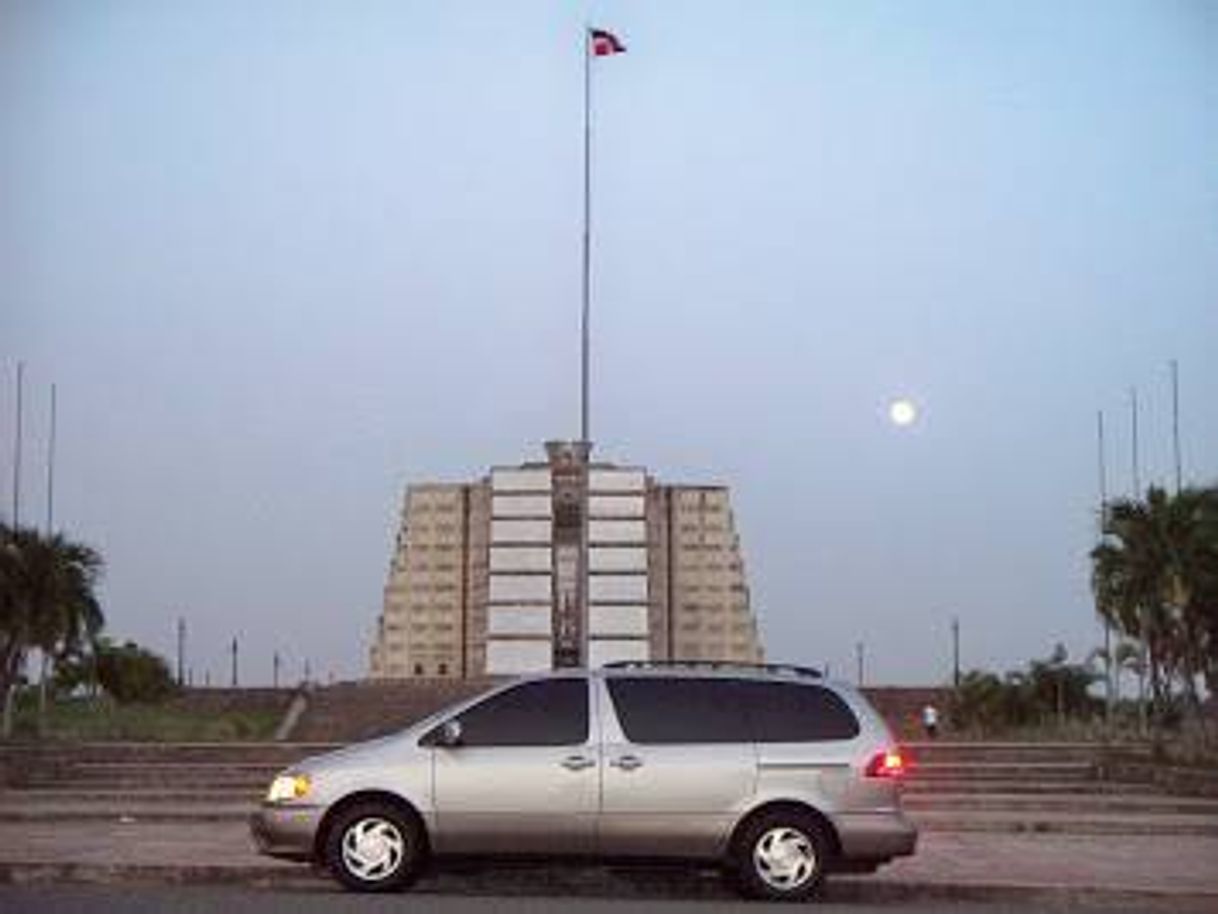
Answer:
[438,718,463,748]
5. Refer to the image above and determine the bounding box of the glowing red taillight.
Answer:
[865,749,907,778]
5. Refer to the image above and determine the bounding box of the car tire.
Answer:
[731,809,831,902]
[324,801,425,893]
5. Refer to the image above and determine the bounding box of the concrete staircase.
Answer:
[902,741,1218,836]
[3,738,1216,837]
[288,679,493,743]
[0,743,332,822]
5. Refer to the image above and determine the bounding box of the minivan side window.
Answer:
[738,681,860,742]
[607,677,751,744]
[448,678,588,747]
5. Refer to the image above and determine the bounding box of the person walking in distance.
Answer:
[921,703,939,739]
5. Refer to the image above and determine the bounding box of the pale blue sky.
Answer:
[3,1,1216,684]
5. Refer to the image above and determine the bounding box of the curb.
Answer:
[2,860,1216,911]
[6,809,1218,838]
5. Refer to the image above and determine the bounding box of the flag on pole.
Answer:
[589,28,626,57]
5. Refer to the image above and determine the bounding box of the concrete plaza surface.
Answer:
[0,820,1214,910]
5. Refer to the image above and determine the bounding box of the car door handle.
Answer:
[560,755,596,771]
[610,755,644,772]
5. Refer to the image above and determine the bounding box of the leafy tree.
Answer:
[950,647,1099,733]
[949,670,1007,731]
[94,638,177,704]
[1092,486,1218,724]
[1,524,105,736]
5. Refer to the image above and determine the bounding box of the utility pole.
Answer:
[273,651,280,689]
[230,637,238,688]
[1170,360,1182,494]
[1130,387,1141,498]
[11,361,23,527]
[45,383,56,534]
[2,365,23,737]
[855,641,865,687]
[176,617,186,687]
[1131,389,1148,735]
[1098,410,1113,725]
[951,616,960,689]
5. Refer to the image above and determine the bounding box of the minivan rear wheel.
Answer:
[732,809,830,901]
[324,801,424,892]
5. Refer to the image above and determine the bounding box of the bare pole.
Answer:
[1130,388,1148,734]
[176,618,186,687]
[1097,410,1113,723]
[1130,387,1141,498]
[1170,360,1182,494]
[12,361,23,528]
[45,383,56,535]
[951,616,960,689]
[580,26,593,445]
[1098,411,1109,516]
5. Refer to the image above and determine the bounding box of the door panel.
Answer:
[597,677,757,858]
[432,744,597,854]
[429,677,597,855]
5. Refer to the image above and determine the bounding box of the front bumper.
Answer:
[832,809,918,862]
[249,803,326,861]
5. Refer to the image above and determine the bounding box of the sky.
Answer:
[2,1,1216,686]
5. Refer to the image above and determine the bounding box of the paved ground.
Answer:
[0,820,1215,910]
[0,884,1183,914]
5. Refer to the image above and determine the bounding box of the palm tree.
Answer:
[1091,486,1218,728]
[0,523,105,738]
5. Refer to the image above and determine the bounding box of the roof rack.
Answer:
[601,660,822,680]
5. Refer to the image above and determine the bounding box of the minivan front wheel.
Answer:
[732,810,830,901]
[324,801,424,892]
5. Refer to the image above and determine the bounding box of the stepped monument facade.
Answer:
[368,441,764,678]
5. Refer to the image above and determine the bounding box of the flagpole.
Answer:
[578,25,593,672]
[580,26,592,446]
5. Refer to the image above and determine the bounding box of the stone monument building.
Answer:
[368,441,763,677]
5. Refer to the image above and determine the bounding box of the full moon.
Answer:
[889,399,918,427]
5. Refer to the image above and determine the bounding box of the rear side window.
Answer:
[738,681,860,742]
[607,677,750,744]
[454,678,588,747]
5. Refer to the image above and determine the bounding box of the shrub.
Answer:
[94,638,177,704]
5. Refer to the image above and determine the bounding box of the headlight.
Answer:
[266,772,311,803]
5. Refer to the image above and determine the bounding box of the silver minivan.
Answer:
[251,662,916,901]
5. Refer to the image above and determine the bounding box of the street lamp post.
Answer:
[951,616,960,689]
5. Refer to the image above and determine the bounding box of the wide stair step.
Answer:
[906,761,1096,781]
[19,763,284,790]
[2,742,333,765]
[902,778,1162,796]
[2,787,261,804]
[902,792,1218,816]
[910,809,1218,836]
[0,800,253,823]
[905,741,1143,764]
